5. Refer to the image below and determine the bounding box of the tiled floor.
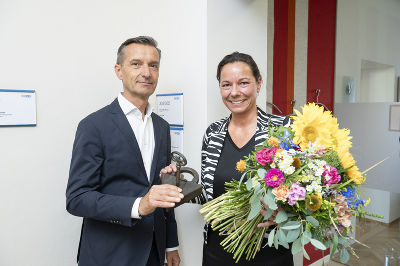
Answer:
[330,218,400,266]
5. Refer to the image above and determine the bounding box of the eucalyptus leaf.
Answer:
[278,229,287,243]
[250,193,262,205]
[302,234,310,245]
[248,201,262,220]
[268,228,275,247]
[274,232,279,249]
[330,231,338,257]
[303,247,310,260]
[275,210,288,223]
[338,236,347,245]
[263,194,278,210]
[280,241,289,249]
[306,216,320,226]
[254,183,261,194]
[246,179,253,191]
[264,208,273,220]
[257,168,267,179]
[340,248,350,264]
[310,238,327,250]
[281,221,301,230]
[286,228,301,243]
[291,237,302,255]
[303,230,312,239]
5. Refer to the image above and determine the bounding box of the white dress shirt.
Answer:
[118,94,178,253]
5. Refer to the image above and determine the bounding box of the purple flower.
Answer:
[323,165,341,185]
[256,147,277,166]
[287,193,299,206]
[264,168,284,188]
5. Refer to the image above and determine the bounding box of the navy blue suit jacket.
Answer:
[66,99,178,266]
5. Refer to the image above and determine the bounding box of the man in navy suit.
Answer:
[66,36,182,266]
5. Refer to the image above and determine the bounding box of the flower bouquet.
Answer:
[199,103,385,263]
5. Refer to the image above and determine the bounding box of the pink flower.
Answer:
[256,147,277,166]
[287,182,306,206]
[291,183,306,199]
[264,168,284,188]
[323,165,341,185]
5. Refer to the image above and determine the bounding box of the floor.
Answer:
[328,218,400,266]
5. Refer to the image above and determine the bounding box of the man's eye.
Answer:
[240,82,249,86]
[131,62,140,67]
[221,84,230,88]
[150,64,159,69]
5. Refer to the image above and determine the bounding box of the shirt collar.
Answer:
[118,93,153,117]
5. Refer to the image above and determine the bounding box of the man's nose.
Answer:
[141,65,151,77]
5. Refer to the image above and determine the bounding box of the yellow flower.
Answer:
[268,137,280,147]
[331,128,352,154]
[236,160,246,172]
[338,150,364,184]
[305,194,322,211]
[291,103,339,149]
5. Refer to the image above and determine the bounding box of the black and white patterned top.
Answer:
[193,107,290,242]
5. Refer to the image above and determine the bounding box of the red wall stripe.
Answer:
[306,0,337,112]
[273,0,295,116]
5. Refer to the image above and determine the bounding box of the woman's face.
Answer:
[219,61,261,116]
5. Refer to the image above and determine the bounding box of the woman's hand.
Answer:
[160,163,178,177]
[257,198,282,228]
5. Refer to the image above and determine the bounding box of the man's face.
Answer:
[115,43,160,101]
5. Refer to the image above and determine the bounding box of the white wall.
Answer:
[360,66,396,102]
[207,0,268,124]
[0,0,272,265]
[335,0,400,103]
[0,0,207,265]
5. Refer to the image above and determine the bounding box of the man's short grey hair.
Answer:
[116,36,161,65]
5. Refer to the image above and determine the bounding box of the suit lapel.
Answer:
[149,113,162,184]
[108,99,147,183]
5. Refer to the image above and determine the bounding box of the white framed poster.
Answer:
[0,89,36,127]
[170,127,183,153]
[389,104,400,131]
[156,93,183,126]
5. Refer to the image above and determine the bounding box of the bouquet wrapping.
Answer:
[200,103,384,263]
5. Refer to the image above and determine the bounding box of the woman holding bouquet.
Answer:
[196,52,294,266]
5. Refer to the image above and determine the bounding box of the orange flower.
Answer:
[268,137,280,147]
[236,160,246,172]
[272,185,290,201]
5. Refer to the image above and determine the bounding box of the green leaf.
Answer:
[338,236,347,245]
[250,192,262,205]
[340,248,350,264]
[238,172,247,185]
[264,208,273,220]
[281,221,301,230]
[278,229,287,243]
[291,237,302,255]
[330,231,338,257]
[302,234,310,245]
[275,210,288,223]
[303,247,310,260]
[257,168,267,179]
[274,231,279,249]
[263,193,278,210]
[254,183,261,194]
[281,241,289,249]
[248,201,262,220]
[268,228,275,247]
[246,179,253,191]
[306,216,320,226]
[286,228,301,243]
[310,239,327,250]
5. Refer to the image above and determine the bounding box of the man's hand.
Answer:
[257,198,281,228]
[165,250,180,266]
[160,163,178,177]
[138,184,184,216]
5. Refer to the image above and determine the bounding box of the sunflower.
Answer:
[331,128,352,154]
[338,150,364,184]
[290,103,339,149]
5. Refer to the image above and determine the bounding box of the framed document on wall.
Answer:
[389,104,400,131]
[0,89,36,127]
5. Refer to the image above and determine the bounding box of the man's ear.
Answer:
[114,64,122,80]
